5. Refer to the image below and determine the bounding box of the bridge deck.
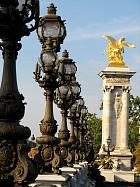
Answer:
[104,182,139,187]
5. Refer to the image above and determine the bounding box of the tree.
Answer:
[128,94,140,152]
[134,143,140,172]
[129,94,140,121]
[87,113,102,155]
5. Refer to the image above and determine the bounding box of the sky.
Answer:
[0,0,140,138]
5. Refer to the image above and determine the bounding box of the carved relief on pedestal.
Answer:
[114,91,122,119]
[106,78,129,84]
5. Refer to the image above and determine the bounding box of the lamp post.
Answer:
[79,105,88,162]
[0,0,39,186]
[74,96,85,164]
[102,136,114,169]
[34,3,66,174]
[68,102,78,164]
[103,136,113,158]
[106,136,111,158]
[54,50,81,166]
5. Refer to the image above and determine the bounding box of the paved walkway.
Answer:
[104,182,139,187]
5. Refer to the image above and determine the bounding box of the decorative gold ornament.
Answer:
[103,35,135,67]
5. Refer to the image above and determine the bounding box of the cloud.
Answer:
[66,15,140,42]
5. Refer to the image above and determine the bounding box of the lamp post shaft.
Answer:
[69,119,76,144]
[43,90,56,131]
[34,38,61,174]
[1,41,19,94]
[0,1,39,186]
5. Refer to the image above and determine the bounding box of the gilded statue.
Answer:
[103,35,135,66]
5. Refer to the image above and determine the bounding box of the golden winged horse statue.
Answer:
[103,35,135,66]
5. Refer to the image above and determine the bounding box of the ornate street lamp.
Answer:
[69,102,77,153]
[37,3,66,52]
[106,136,111,157]
[0,0,39,186]
[102,137,114,169]
[103,136,112,158]
[54,50,81,166]
[74,96,85,164]
[79,105,88,162]
[34,3,66,174]
[68,101,83,165]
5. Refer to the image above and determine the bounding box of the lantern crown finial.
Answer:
[47,3,57,15]
[62,50,69,59]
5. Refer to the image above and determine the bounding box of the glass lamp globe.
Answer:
[71,103,77,113]
[81,108,86,116]
[107,136,111,145]
[58,85,69,97]
[41,51,56,72]
[69,102,77,119]
[76,111,80,118]
[77,96,85,107]
[58,50,77,81]
[40,37,57,72]
[37,3,66,44]
[42,52,56,63]
[81,106,88,116]
[71,81,81,98]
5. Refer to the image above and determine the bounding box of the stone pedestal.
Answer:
[60,167,77,187]
[101,169,114,182]
[79,162,88,183]
[101,169,137,183]
[29,174,71,187]
[99,66,135,171]
[73,163,88,187]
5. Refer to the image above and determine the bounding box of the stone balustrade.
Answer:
[29,162,96,187]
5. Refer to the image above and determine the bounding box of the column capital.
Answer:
[122,86,131,93]
[103,85,114,93]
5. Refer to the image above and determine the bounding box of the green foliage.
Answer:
[129,121,139,152]
[87,113,102,155]
[128,94,140,152]
[129,94,140,122]
[134,143,140,172]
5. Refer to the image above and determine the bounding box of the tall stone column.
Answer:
[102,86,113,146]
[120,86,130,150]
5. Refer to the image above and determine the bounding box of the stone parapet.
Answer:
[29,174,71,187]
[29,162,92,187]
[101,169,137,183]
